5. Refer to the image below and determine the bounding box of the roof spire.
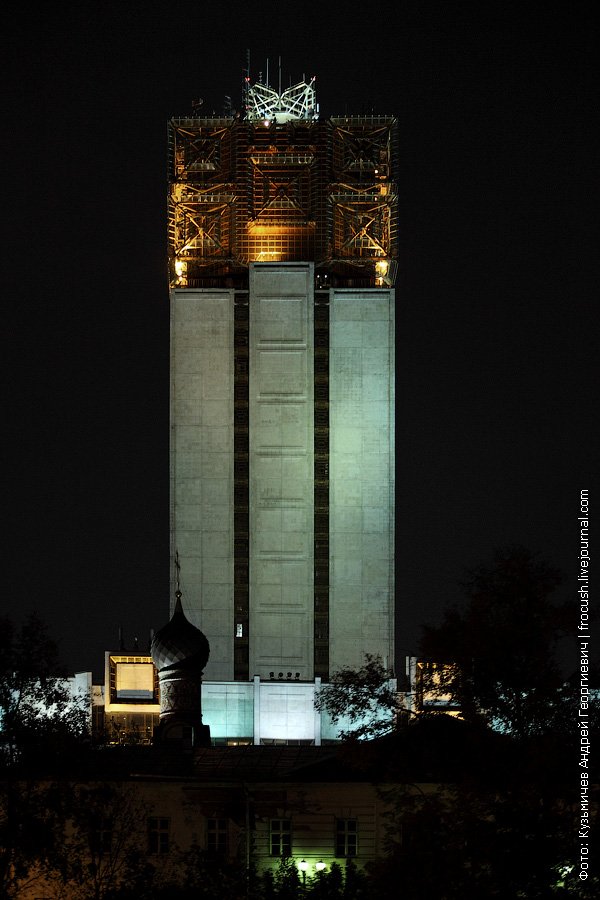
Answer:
[175,550,181,596]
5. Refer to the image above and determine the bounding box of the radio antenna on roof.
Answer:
[242,49,251,113]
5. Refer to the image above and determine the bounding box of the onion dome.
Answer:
[151,592,210,673]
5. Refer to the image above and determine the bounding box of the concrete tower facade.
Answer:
[168,72,396,733]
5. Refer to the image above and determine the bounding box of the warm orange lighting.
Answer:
[248,224,313,235]
[247,225,288,236]
[254,250,283,261]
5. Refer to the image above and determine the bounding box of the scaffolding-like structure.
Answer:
[168,80,397,288]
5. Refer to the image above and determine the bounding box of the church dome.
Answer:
[151,592,210,673]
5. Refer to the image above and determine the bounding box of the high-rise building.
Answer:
[167,69,396,740]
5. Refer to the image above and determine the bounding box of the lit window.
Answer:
[270,818,292,856]
[236,623,243,638]
[335,818,357,857]
[147,817,170,855]
[207,818,228,856]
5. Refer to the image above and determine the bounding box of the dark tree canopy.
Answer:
[419,545,575,737]
[314,654,400,741]
[0,614,91,897]
[367,780,599,900]
[0,613,89,769]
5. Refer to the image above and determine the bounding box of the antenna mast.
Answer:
[243,48,250,113]
[175,550,181,595]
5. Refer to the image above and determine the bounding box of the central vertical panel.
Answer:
[249,263,314,680]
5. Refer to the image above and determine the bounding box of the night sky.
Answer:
[5,2,597,681]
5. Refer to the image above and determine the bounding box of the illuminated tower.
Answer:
[168,69,397,698]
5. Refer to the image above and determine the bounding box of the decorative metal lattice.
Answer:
[246,78,318,123]
[168,90,397,287]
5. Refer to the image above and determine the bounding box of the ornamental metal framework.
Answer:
[167,78,398,288]
[246,77,319,123]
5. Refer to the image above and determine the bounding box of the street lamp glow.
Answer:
[298,860,308,872]
[315,860,326,872]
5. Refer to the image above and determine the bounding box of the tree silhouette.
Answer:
[0,613,88,769]
[0,614,89,898]
[420,544,576,737]
[314,654,399,741]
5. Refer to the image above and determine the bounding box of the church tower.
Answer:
[168,67,396,697]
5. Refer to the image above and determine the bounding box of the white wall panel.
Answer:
[329,289,395,674]
[170,289,234,681]
[249,264,314,678]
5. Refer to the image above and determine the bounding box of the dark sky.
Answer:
[5,2,597,681]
